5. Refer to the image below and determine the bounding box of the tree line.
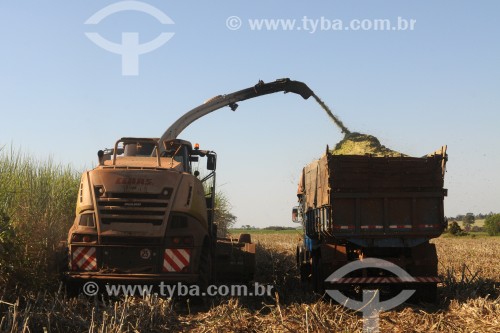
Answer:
[447,212,499,236]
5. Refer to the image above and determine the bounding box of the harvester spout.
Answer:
[159,78,313,151]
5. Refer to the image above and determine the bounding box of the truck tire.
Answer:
[414,283,438,303]
[408,242,439,303]
[312,253,324,293]
[297,246,311,284]
[296,246,303,270]
[300,262,312,284]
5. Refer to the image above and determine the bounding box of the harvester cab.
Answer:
[97,138,215,174]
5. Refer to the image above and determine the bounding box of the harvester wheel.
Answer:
[198,248,213,290]
[53,243,68,276]
[64,280,81,298]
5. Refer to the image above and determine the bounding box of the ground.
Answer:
[0,232,498,332]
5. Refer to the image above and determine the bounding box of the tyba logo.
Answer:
[84,1,175,76]
[325,258,416,333]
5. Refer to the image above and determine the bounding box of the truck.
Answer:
[293,146,448,302]
[63,78,313,293]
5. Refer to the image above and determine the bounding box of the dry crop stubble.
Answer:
[0,233,498,332]
[240,233,500,333]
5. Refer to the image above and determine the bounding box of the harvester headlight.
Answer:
[160,187,173,199]
[95,186,105,197]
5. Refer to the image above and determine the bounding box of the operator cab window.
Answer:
[162,144,190,172]
[123,142,156,157]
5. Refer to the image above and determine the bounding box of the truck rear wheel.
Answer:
[312,253,324,293]
[297,246,311,284]
[300,262,312,284]
[413,283,438,303]
[296,246,302,270]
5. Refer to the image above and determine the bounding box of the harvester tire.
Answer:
[52,243,68,277]
[198,248,213,290]
[64,279,81,298]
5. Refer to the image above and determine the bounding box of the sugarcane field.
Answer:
[1,2,499,332]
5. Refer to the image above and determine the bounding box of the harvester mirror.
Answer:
[97,150,104,165]
[207,154,216,171]
[292,206,301,223]
[97,149,112,165]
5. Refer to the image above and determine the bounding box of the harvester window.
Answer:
[78,213,95,227]
[161,145,191,172]
[124,142,156,157]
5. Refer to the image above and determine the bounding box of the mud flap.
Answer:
[408,242,439,303]
[319,244,349,291]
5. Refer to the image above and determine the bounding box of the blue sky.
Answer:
[1,1,499,227]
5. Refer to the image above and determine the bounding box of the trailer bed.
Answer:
[299,147,448,242]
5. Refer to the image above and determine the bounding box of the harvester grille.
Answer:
[97,193,168,225]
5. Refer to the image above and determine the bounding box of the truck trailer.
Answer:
[294,146,448,302]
